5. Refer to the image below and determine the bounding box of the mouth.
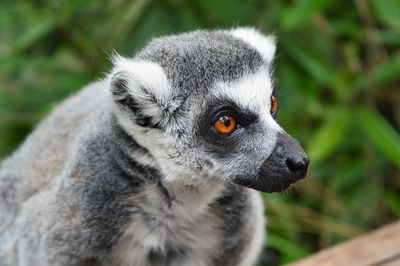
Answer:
[232,175,301,193]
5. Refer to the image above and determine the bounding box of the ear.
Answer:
[108,54,174,128]
[229,27,276,63]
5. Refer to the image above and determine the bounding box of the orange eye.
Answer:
[214,115,236,136]
[271,95,278,115]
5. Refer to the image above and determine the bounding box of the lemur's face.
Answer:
[108,28,309,192]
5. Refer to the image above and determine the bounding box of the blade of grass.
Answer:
[370,0,400,29]
[307,110,350,163]
[281,0,333,30]
[357,108,400,166]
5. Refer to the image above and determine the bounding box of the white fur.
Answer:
[110,181,226,266]
[213,67,272,109]
[230,27,276,63]
[109,55,177,127]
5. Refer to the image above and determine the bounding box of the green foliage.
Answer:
[1,0,399,265]
[357,108,400,166]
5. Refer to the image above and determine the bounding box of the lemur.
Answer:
[0,28,309,266]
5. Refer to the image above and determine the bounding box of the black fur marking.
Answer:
[115,93,162,129]
[157,181,173,208]
[124,97,140,113]
[136,115,159,129]
[113,119,162,182]
[113,118,151,154]
[210,185,251,266]
[147,246,186,265]
[110,72,129,97]
[147,248,164,265]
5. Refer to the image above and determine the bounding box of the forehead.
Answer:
[136,30,266,98]
[211,67,274,111]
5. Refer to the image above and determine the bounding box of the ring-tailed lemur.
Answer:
[0,28,309,266]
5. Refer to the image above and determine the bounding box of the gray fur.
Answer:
[137,30,264,97]
[0,28,308,266]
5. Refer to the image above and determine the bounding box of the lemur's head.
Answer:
[107,28,309,193]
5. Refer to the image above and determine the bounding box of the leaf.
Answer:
[107,0,152,46]
[370,0,400,29]
[307,111,350,163]
[385,191,400,216]
[357,108,400,166]
[331,159,365,191]
[282,40,341,88]
[178,5,203,29]
[281,0,333,30]
[377,29,400,45]
[121,2,176,53]
[196,0,252,24]
[371,53,400,85]
[267,233,310,262]
[13,18,56,53]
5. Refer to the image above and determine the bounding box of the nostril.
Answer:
[285,157,309,175]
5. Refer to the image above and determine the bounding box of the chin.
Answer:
[232,175,300,193]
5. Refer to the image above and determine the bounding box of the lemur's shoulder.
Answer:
[0,81,110,209]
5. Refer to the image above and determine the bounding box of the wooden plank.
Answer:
[288,221,400,266]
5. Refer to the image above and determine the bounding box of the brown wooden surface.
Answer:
[288,221,400,266]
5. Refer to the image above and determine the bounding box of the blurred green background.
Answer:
[1,0,399,265]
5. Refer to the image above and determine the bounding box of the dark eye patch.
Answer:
[195,97,259,144]
[194,98,259,158]
[207,99,258,129]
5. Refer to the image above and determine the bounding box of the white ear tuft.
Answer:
[229,27,276,63]
[108,54,174,128]
[109,54,171,102]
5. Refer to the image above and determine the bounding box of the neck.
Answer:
[157,178,225,218]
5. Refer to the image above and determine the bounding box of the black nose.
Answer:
[286,156,309,177]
